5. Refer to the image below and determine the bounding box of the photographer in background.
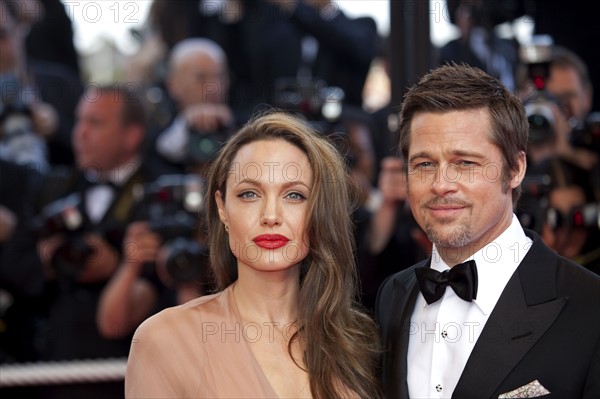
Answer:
[0,159,46,367]
[155,38,235,175]
[540,157,600,275]
[546,46,599,173]
[33,85,167,399]
[523,44,599,171]
[0,0,82,167]
[98,39,230,342]
[0,0,52,167]
[265,0,378,108]
[438,0,522,90]
[517,44,600,255]
[97,174,210,340]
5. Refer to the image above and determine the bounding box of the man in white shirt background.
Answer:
[154,38,234,175]
[32,85,170,399]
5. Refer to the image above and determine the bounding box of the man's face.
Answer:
[407,108,525,261]
[169,53,228,108]
[547,65,592,122]
[72,93,129,175]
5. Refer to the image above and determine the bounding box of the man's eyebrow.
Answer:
[450,150,487,159]
[408,151,430,163]
[409,150,487,162]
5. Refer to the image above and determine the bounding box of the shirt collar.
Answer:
[430,214,532,315]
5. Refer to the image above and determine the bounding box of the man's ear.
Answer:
[165,71,181,103]
[510,150,527,189]
[125,124,145,154]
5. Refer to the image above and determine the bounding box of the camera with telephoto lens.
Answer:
[519,36,562,145]
[272,78,359,168]
[516,173,552,234]
[31,193,95,278]
[570,111,600,155]
[134,174,209,284]
[0,73,34,140]
[186,123,231,167]
[545,203,600,231]
[273,78,345,133]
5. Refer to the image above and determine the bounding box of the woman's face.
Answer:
[216,139,313,276]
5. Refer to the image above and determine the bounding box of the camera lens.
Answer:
[163,237,209,283]
[525,102,556,143]
[51,238,95,278]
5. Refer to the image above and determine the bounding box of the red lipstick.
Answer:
[253,234,290,249]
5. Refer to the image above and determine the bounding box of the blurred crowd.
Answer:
[0,0,599,397]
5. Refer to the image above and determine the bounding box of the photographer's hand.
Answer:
[30,101,59,138]
[552,103,599,170]
[184,103,233,133]
[36,234,66,279]
[97,221,160,339]
[0,205,17,243]
[78,233,120,283]
[378,157,407,204]
[123,221,162,265]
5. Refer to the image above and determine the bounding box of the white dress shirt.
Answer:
[85,159,140,223]
[407,214,532,398]
[155,116,189,163]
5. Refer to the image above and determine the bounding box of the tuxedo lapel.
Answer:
[380,259,428,398]
[454,231,568,398]
[101,170,144,224]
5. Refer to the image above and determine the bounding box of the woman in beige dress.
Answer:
[125,112,382,398]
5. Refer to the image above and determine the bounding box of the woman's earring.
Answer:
[224,224,229,233]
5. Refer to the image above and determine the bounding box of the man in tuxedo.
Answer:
[33,85,169,398]
[376,64,600,399]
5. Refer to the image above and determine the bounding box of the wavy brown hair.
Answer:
[205,111,382,398]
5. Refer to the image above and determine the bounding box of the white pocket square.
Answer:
[498,380,551,398]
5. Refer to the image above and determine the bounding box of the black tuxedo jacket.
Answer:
[34,163,169,360]
[376,230,600,398]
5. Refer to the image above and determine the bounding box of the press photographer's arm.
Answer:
[34,213,119,284]
[96,221,160,339]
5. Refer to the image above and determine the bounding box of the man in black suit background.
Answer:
[376,64,600,398]
[32,84,171,399]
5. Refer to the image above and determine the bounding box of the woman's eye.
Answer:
[286,192,306,201]
[238,191,258,199]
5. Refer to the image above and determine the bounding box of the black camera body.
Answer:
[516,173,552,233]
[0,101,33,139]
[186,125,230,167]
[273,78,345,132]
[31,193,95,278]
[520,37,560,145]
[0,73,34,140]
[518,171,600,233]
[524,94,560,144]
[135,174,209,284]
[571,112,600,155]
[546,203,600,231]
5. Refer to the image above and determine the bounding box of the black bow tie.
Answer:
[415,260,478,305]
